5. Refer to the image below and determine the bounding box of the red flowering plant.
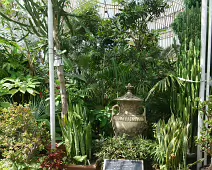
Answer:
[40,144,65,170]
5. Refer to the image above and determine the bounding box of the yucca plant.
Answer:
[153,115,191,170]
[59,103,92,164]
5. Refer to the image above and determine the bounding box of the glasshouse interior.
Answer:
[0,0,212,169]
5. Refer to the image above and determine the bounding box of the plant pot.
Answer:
[64,164,100,170]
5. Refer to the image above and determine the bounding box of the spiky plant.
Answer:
[59,103,92,164]
[153,115,191,170]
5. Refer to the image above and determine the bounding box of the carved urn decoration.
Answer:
[112,83,147,136]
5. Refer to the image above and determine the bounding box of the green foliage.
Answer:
[153,116,191,170]
[196,96,212,158]
[0,159,10,170]
[172,6,201,45]
[184,0,201,8]
[95,135,155,161]
[0,76,40,96]
[90,106,113,137]
[0,104,50,164]
[29,97,52,135]
[64,0,171,108]
[176,39,200,123]
[0,37,26,79]
[59,0,174,140]
[66,79,95,105]
[146,75,183,101]
[0,76,41,104]
[59,103,92,163]
[30,97,49,121]
[0,101,10,108]
[149,4,201,147]
[0,158,42,170]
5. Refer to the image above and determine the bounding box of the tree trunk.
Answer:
[53,14,68,118]
[56,65,68,118]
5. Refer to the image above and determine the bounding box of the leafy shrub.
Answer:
[0,104,50,164]
[196,118,212,156]
[0,158,42,170]
[196,96,212,161]
[94,135,155,161]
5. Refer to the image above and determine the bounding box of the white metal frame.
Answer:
[48,0,56,150]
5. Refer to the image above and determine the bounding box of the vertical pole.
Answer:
[197,0,208,169]
[48,0,55,150]
[204,0,212,166]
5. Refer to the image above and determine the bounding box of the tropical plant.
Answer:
[153,115,191,170]
[147,41,200,121]
[0,82,12,108]
[184,0,201,8]
[59,103,92,164]
[146,75,183,101]
[0,76,41,103]
[29,97,52,135]
[0,0,173,125]
[173,18,201,152]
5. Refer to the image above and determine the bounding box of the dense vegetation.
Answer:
[0,0,210,169]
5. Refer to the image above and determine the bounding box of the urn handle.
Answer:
[142,106,146,120]
[112,104,120,116]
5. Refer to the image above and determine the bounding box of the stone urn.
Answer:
[112,83,147,136]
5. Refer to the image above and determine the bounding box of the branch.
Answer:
[17,32,30,42]
[0,11,29,28]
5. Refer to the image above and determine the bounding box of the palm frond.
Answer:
[146,75,184,101]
